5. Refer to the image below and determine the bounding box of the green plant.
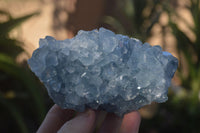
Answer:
[168,0,200,106]
[165,0,200,132]
[102,0,162,41]
[0,10,46,132]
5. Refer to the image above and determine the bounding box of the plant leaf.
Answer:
[0,53,46,122]
[0,37,24,59]
[0,12,40,36]
[0,92,28,133]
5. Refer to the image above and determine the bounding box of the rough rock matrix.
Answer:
[28,28,178,116]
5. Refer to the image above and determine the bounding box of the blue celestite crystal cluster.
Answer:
[28,28,178,116]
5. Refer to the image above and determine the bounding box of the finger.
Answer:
[37,104,75,133]
[98,113,122,133]
[58,109,96,133]
[119,111,141,133]
[93,111,107,130]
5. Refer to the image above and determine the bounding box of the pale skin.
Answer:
[37,104,141,133]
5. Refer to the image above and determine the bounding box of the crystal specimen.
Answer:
[28,28,178,116]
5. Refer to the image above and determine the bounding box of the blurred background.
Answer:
[0,0,200,132]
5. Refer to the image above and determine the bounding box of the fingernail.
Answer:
[77,109,92,118]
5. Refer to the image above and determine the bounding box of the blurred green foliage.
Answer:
[103,0,200,133]
[103,0,162,41]
[168,0,200,108]
[166,0,200,132]
[0,11,46,132]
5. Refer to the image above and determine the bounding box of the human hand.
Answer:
[37,104,141,133]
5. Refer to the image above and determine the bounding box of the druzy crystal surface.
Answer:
[28,28,178,116]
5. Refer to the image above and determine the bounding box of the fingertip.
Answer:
[82,109,96,124]
[88,109,96,120]
[124,111,141,123]
[120,111,141,133]
[58,109,96,133]
[37,104,75,133]
[98,113,122,133]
